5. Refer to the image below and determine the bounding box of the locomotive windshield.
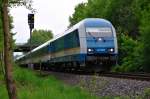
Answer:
[86,27,112,37]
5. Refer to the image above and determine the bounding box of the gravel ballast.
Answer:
[47,72,150,98]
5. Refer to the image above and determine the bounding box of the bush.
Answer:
[112,34,143,72]
[140,10,150,72]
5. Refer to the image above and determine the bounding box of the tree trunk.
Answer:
[2,0,17,99]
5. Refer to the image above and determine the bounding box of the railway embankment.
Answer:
[1,67,150,98]
[46,71,150,99]
[0,67,99,99]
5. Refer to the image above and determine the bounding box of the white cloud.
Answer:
[10,0,87,43]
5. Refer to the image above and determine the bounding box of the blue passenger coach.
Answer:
[17,18,118,71]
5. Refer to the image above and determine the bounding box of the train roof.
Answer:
[83,18,112,27]
[16,18,113,60]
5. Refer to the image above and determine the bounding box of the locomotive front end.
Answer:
[84,19,118,65]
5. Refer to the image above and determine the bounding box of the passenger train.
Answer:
[17,18,118,71]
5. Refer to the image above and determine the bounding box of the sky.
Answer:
[10,0,87,44]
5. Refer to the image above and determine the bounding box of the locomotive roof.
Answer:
[83,18,112,27]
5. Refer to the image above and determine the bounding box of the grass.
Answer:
[0,67,99,99]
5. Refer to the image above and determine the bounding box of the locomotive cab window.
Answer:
[86,27,112,37]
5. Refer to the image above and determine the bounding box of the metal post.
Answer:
[29,27,32,54]
[28,13,34,69]
[29,28,33,69]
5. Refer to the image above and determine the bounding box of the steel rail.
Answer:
[99,72,150,81]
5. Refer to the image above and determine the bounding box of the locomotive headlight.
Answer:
[108,48,114,52]
[110,48,114,52]
[88,48,94,52]
[88,48,92,52]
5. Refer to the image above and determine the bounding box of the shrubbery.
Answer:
[112,34,143,72]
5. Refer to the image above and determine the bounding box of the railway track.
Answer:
[69,71,150,81]
[26,64,150,81]
[98,72,150,81]
[37,67,150,81]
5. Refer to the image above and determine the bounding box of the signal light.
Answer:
[28,14,34,29]
[28,14,34,24]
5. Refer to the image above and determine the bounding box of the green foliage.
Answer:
[143,88,150,99]
[9,0,35,12]
[69,3,87,27]
[106,0,138,37]
[112,34,143,72]
[132,0,150,72]
[14,67,38,86]
[0,85,8,99]
[26,29,53,45]
[70,0,150,72]
[0,0,15,50]
[140,5,150,72]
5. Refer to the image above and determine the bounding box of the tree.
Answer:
[138,0,150,72]
[2,0,17,98]
[1,0,34,99]
[69,3,87,26]
[26,29,53,45]
[131,0,150,72]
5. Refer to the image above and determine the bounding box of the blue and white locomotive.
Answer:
[17,18,118,71]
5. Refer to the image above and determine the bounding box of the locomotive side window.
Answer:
[64,29,80,49]
[49,29,80,53]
